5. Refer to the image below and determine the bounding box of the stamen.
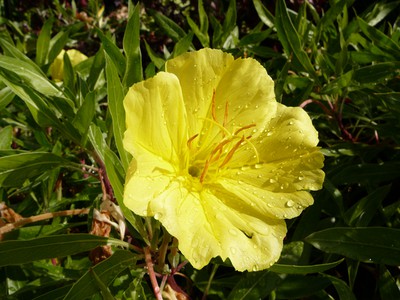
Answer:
[223,101,229,128]
[211,89,217,122]
[199,158,211,183]
[234,123,256,135]
[187,133,199,149]
[219,136,245,168]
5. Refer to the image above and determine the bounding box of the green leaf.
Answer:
[144,40,165,69]
[0,125,13,150]
[105,53,131,171]
[172,31,194,57]
[72,91,96,144]
[150,10,186,42]
[0,234,120,266]
[331,162,400,185]
[252,0,275,28]
[221,0,237,44]
[96,29,126,77]
[353,62,400,84]
[275,0,318,81]
[0,86,14,111]
[122,3,143,89]
[104,149,148,244]
[36,17,54,66]
[379,265,400,300]
[270,259,344,274]
[358,16,400,59]
[324,275,356,300]
[64,250,137,300]
[0,152,71,187]
[227,271,281,300]
[344,185,391,226]
[0,55,62,98]
[275,275,331,299]
[305,227,400,265]
[88,47,105,91]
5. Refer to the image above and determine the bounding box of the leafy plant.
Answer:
[0,0,399,299]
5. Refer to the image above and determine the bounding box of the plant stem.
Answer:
[144,246,163,300]
[0,208,90,235]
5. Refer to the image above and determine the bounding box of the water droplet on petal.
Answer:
[285,200,295,207]
[230,247,237,254]
[266,131,273,137]
[252,265,259,271]
[154,213,162,220]
[254,163,263,169]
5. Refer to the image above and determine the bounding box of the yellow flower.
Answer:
[50,49,88,81]
[123,48,324,272]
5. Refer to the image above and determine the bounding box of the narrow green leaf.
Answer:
[64,250,137,300]
[187,15,209,47]
[358,16,400,59]
[88,47,105,91]
[0,72,80,143]
[305,227,400,265]
[0,125,13,150]
[47,29,71,64]
[221,0,237,44]
[122,3,143,89]
[0,152,71,187]
[270,259,344,274]
[0,55,62,97]
[73,91,96,144]
[345,185,390,226]
[36,17,54,66]
[144,40,165,69]
[379,265,400,300]
[275,0,318,80]
[0,234,113,266]
[275,275,331,299]
[252,0,275,28]
[324,275,356,300]
[353,62,400,84]
[172,31,194,57]
[63,51,75,93]
[104,149,148,244]
[97,29,126,77]
[150,10,186,42]
[228,271,281,300]
[105,52,131,170]
[331,162,400,185]
[0,86,14,111]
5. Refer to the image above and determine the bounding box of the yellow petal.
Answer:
[123,72,188,168]
[50,50,66,81]
[50,49,87,81]
[148,180,286,271]
[124,150,175,216]
[165,48,234,138]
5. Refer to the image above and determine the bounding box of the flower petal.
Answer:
[124,151,175,216]
[123,72,188,167]
[149,180,286,271]
[165,48,234,137]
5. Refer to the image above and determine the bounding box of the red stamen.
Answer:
[211,90,217,122]
[219,136,245,168]
[234,123,256,135]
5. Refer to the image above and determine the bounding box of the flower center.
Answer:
[187,90,259,183]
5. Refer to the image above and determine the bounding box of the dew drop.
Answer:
[252,264,259,272]
[230,247,237,254]
[288,121,294,125]
[266,131,273,137]
[254,163,263,169]
[154,212,162,220]
[285,200,295,208]
[269,178,276,183]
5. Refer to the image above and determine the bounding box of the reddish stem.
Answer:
[144,246,163,300]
